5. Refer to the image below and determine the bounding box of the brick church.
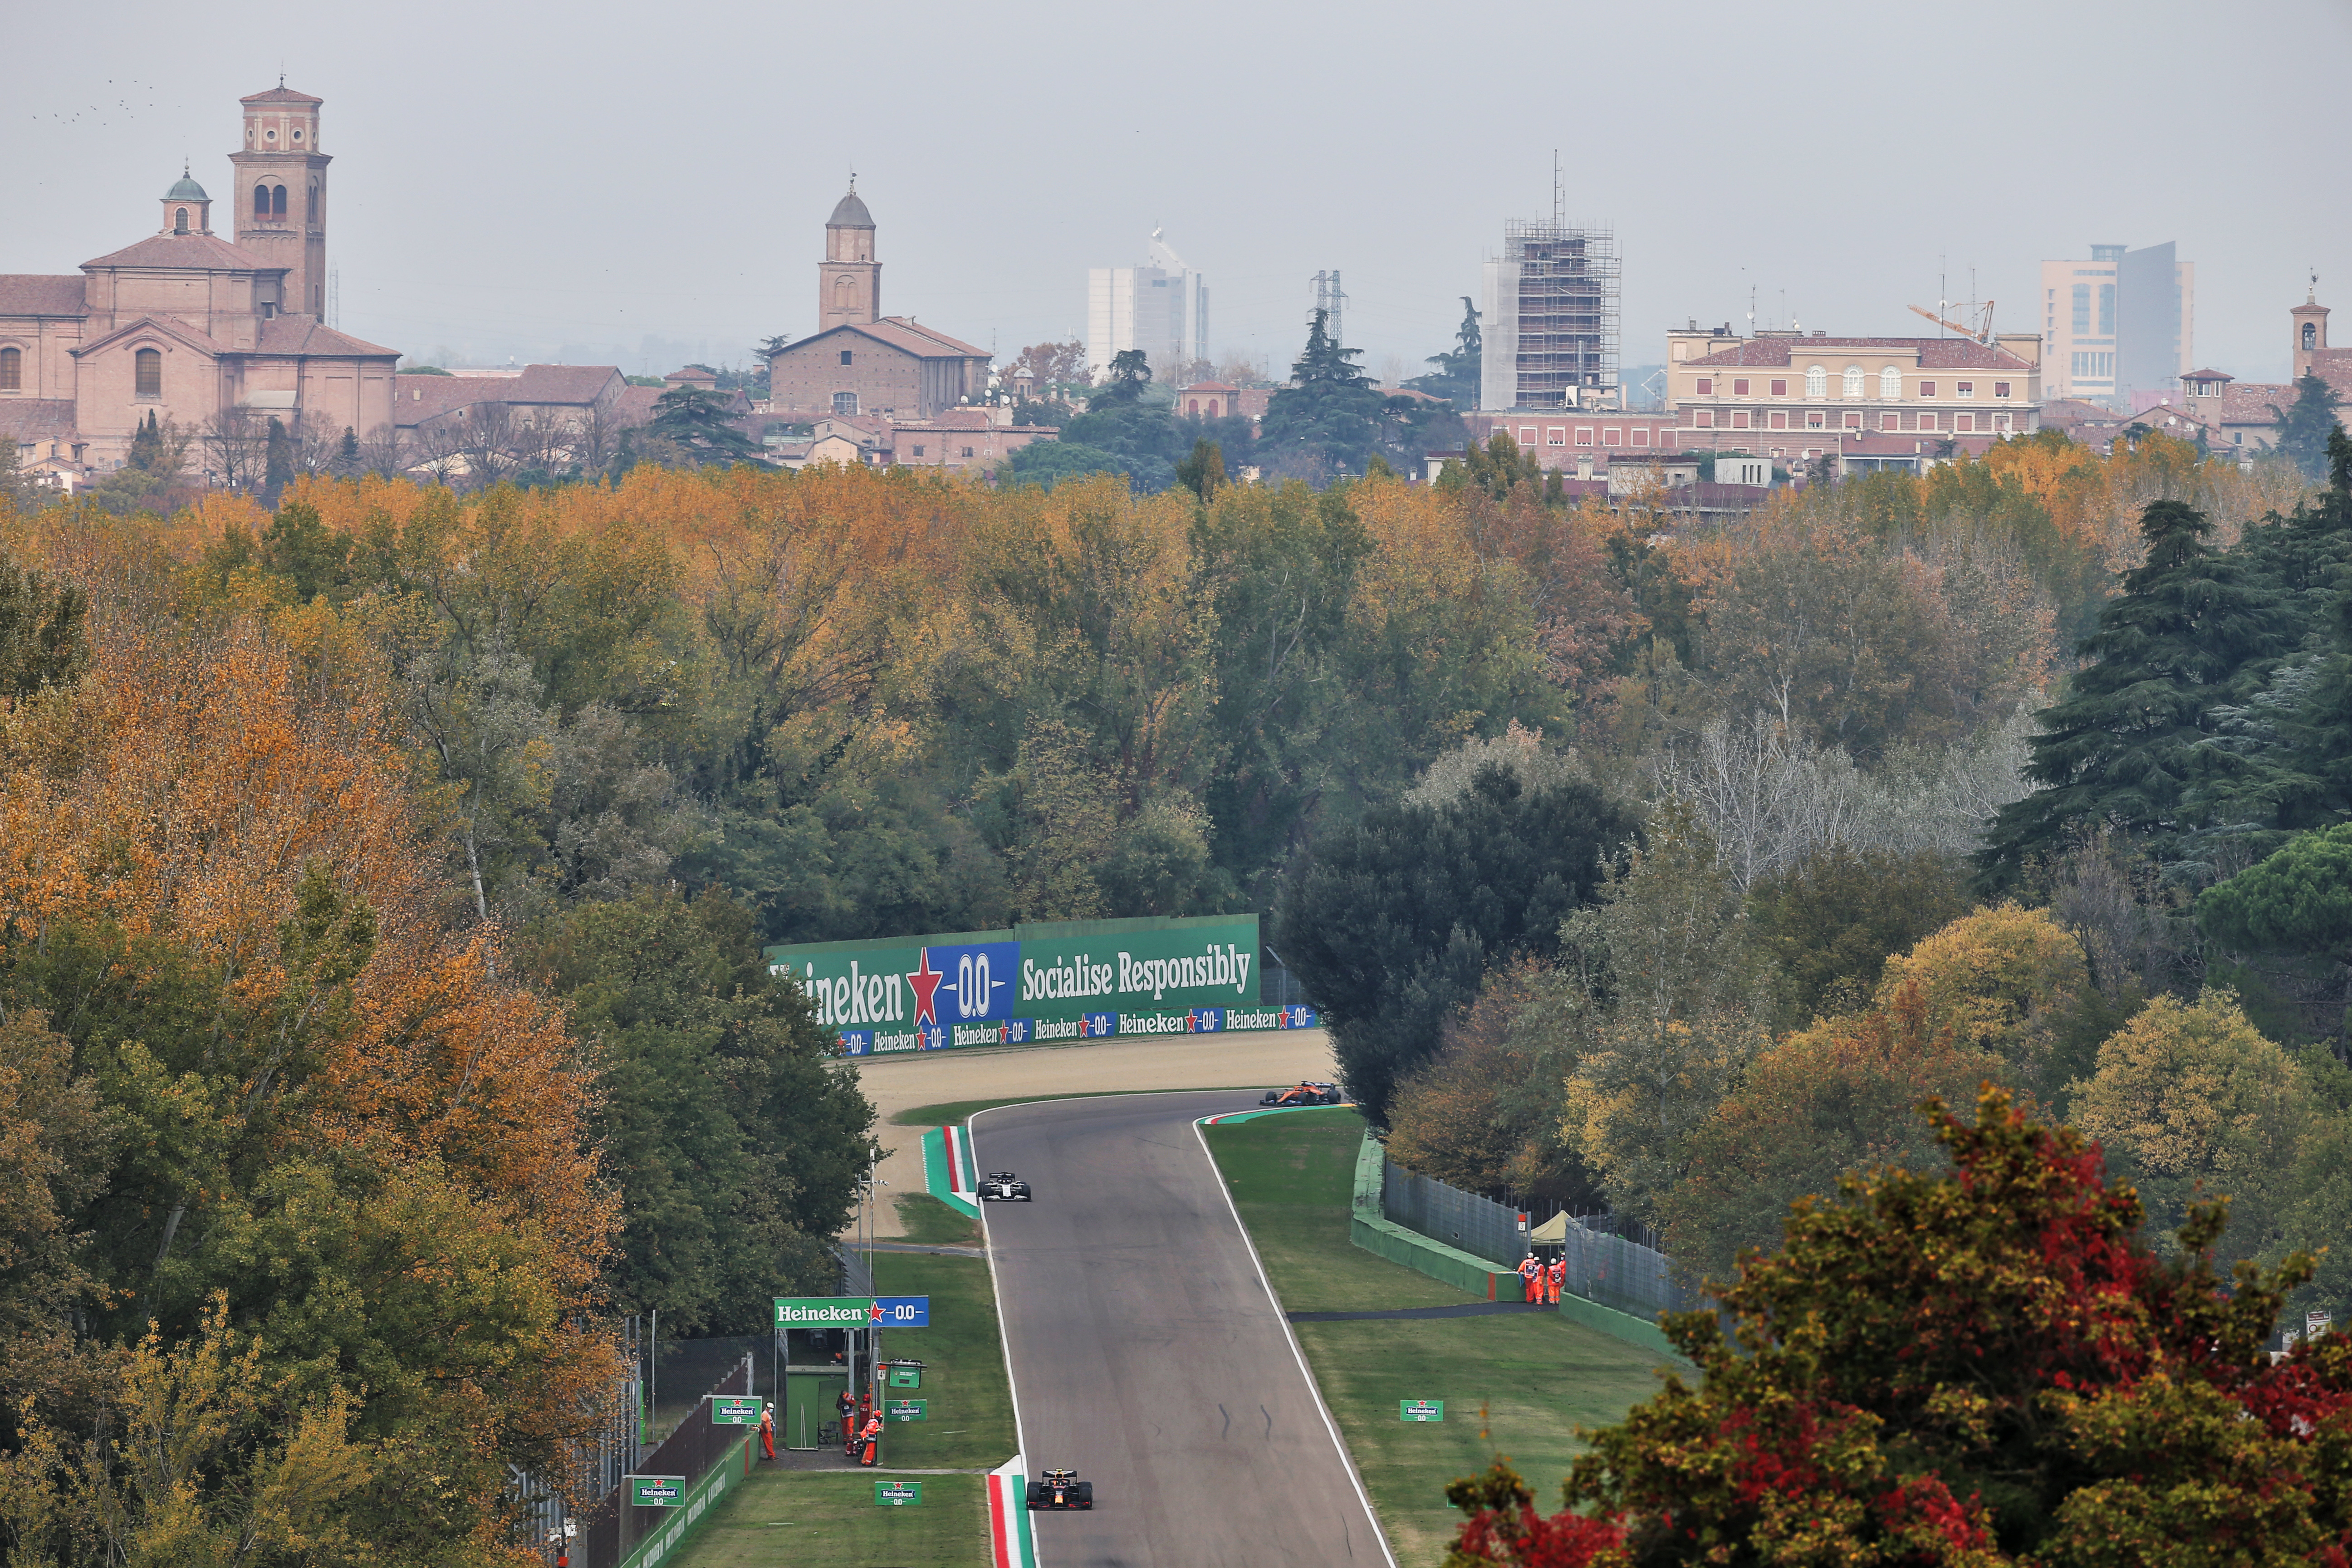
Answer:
[0,84,399,483]
[765,185,991,420]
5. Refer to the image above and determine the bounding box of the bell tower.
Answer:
[2292,277,2329,383]
[230,83,330,320]
[819,181,880,331]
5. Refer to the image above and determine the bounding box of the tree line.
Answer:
[0,416,2328,1560]
[1282,427,2351,1330]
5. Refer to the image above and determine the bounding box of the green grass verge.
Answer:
[890,1086,1273,1127]
[675,1250,1012,1568]
[1210,1107,1471,1313]
[1205,1108,1678,1567]
[892,1193,981,1246]
[673,1469,987,1568]
[864,1250,1016,1470]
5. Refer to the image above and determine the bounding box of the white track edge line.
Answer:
[966,1103,1031,1488]
[1191,1112,1401,1568]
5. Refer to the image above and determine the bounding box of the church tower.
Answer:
[819,183,879,331]
[2293,282,2329,382]
[230,83,330,320]
[161,165,213,236]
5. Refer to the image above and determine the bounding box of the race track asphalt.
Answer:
[975,1091,1393,1568]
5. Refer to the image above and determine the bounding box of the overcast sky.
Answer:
[10,0,2346,386]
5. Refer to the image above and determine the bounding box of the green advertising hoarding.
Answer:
[764,913,1319,1057]
[874,1480,923,1507]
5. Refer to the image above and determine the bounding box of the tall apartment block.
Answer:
[1085,229,1207,383]
[2040,242,2193,411]
[1479,219,1620,412]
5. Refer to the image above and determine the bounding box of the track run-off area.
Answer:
[977,1091,1394,1568]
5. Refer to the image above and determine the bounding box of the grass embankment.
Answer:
[1207,1107,1676,1567]
[675,1250,1014,1567]
[893,1193,981,1246]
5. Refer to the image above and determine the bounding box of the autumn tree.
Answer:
[1749,844,1973,1026]
[1449,1087,2352,1566]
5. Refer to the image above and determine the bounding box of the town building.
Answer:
[2038,242,2194,410]
[765,188,990,420]
[788,407,1057,474]
[2161,286,2352,455]
[1479,218,1621,412]
[0,84,399,480]
[1086,229,1209,384]
[1665,327,2042,451]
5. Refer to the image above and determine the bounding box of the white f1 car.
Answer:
[978,1171,1033,1202]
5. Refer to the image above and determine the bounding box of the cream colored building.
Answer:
[1666,327,2042,444]
[2038,242,2194,409]
[0,84,397,480]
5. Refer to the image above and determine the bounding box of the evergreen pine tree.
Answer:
[335,426,360,475]
[647,386,762,466]
[2200,429,2352,834]
[1979,499,2296,887]
[262,416,294,505]
[1258,309,1387,480]
[2272,372,2345,480]
[126,411,164,474]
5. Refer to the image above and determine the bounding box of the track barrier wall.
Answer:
[1350,1134,1698,1359]
[1347,1134,1528,1301]
[578,1360,753,1568]
[765,914,1319,1057]
[1381,1154,1527,1269]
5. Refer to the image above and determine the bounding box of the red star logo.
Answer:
[907,949,945,1026]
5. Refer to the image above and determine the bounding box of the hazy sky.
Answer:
[11,0,2347,385]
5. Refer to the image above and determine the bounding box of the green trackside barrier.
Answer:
[615,1432,751,1568]
[1348,1132,1692,1360]
[1346,1133,1526,1301]
[1555,1292,1685,1359]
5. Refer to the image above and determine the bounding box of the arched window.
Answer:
[173,207,189,233]
[135,348,162,399]
[0,348,21,391]
[271,185,287,217]
[254,184,270,218]
[307,182,317,222]
[2305,323,2319,351]
[834,275,856,303]
[1805,365,1825,397]
[1880,365,1902,399]
[1842,366,1864,398]
[832,391,858,416]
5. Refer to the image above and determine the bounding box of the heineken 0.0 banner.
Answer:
[765,914,1319,1057]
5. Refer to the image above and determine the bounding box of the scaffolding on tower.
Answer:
[1498,219,1619,408]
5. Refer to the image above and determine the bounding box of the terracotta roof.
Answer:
[2219,382,2294,425]
[391,374,485,425]
[255,318,399,357]
[1683,336,2034,370]
[1179,381,1239,393]
[506,363,621,404]
[0,400,78,442]
[241,86,323,105]
[868,316,990,359]
[663,366,718,384]
[2181,368,2233,382]
[615,385,662,424]
[2038,398,2117,423]
[81,233,276,272]
[0,275,87,316]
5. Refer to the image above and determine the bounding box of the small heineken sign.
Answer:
[873,1480,923,1507]
[886,1399,927,1422]
[888,1365,922,1388]
[710,1395,763,1426]
[628,1475,687,1507]
[1400,1400,1445,1423]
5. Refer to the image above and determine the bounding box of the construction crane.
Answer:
[1908,301,1997,344]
